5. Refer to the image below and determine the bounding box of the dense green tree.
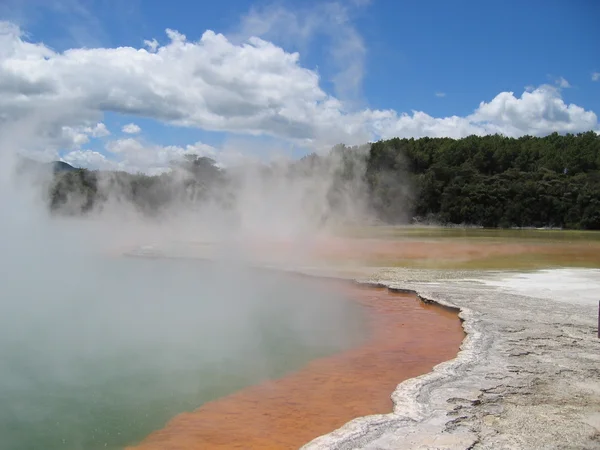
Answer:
[367,131,600,228]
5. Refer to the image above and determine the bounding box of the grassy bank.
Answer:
[330,226,600,270]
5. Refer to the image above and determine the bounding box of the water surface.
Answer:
[0,257,366,449]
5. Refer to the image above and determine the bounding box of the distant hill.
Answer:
[14,156,77,174]
[51,161,77,173]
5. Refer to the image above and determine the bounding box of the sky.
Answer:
[0,0,599,173]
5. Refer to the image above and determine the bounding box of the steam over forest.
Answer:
[43,131,600,229]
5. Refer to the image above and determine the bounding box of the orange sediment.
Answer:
[128,282,464,450]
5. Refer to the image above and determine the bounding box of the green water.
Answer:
[0,257,366,450]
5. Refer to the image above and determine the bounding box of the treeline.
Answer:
[48,155,232,216]
[45,131,600,229]
[46,148,369,228]
[367,131,600,229]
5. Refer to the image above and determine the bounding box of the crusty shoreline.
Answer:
[299,272,482,449]
[300,268,600,449]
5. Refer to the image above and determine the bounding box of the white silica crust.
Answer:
[300,267,600,450]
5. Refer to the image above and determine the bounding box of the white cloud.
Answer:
[62,137,270,173]
[62,149,115,170]
[0,22,337,142]
[592,72,600,82]
[435,92,446,98]
[470,85,595,136]
[121,123,141,134]
[143,38,159,53]
[365,85,597,139]
[104,138,217,172]
[556,76,571,88]
[89,122,110,137]
[61,126,92,147]
[0,21,598,172]
[62,138,220,174]
[60,122,109,147]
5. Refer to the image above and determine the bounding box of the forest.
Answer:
[44,131,600,229]
[367,131,600,229]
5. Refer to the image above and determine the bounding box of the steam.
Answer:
[42,137,374,264]
[0,110,373,449]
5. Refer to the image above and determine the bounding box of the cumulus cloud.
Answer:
[121,123,141,134]
[470,85,595,136]
[592,72,600,82]
[366,85,598,139]
[62,149,115,170]
[0,22,341,143]
[435,92,446,98]
[61,122,109,147]
[0,21,598,172]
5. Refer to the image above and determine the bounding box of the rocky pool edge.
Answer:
[298,276,482,450]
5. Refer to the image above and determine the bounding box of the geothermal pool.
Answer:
[131,283,464,449]
[0,257,367,450]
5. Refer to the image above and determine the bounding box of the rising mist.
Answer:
[0,113,381,449]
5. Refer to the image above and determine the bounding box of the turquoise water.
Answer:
[0,257,366,450]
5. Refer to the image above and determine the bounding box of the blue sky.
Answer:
[1,0,599,171]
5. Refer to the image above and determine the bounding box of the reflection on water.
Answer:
[0,257,366,450]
